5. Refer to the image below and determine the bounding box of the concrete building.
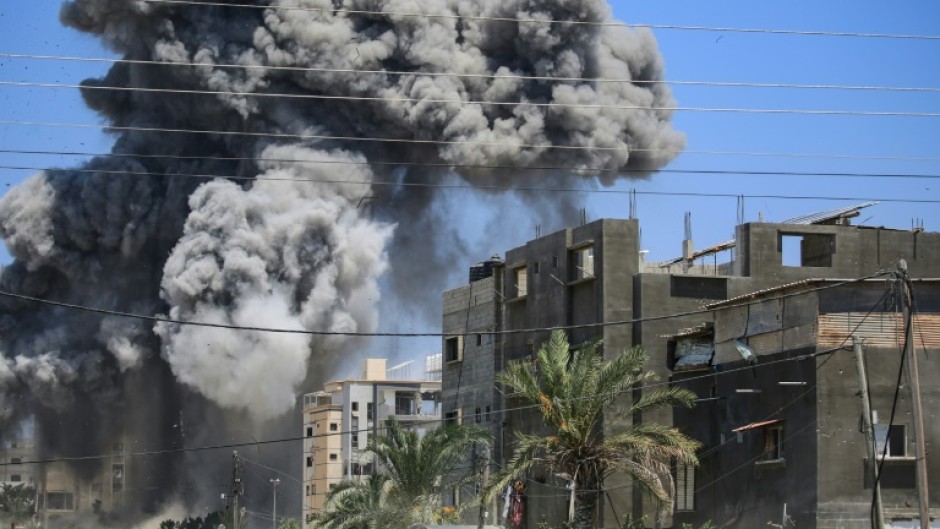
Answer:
[1,418,128,526]
[301,358,443,528]
[440,203,940,528]
[669,279,940,529]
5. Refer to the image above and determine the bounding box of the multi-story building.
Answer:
[1,418,128,526]
[301,358,443,528]
[440,203,940,528]
[668,278,940,529]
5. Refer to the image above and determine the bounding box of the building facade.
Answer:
[301,358,443,528]
[441,204,940,528]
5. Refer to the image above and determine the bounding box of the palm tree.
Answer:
[317,417,491,529]
[487,330,700,529]
[368,417,491,523]
[316,473,406,529]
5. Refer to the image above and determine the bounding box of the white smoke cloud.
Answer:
[156,148,393,418]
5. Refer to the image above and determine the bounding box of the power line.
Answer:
[0,271,891,338]
[0,341,852,469]
[2,163,939,205]
[3,53,940,94]
[4,80,940,117]
[5,146,940,165]
[139,0,940,42]
[4,160,940,183]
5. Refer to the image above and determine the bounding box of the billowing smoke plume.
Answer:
[0,0,683,519]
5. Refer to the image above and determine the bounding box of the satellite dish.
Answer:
[734,339,757,365]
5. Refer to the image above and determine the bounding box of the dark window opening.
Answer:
[329,423,338,432]
[765,426,784,460]
[533,261,540,274]
[10,474,21,482]
[351,434,359,449]
[875,424,907,458]
[670,276,728,299]
[476,334,483,347]
[444,410,462,426]
[395,392,416,415]
[570,246,595,281]
[779,232,835,267]
[306,427,313,437]
[475,407,482,424]
[485,406,491,422]
[329,453,338,462]
[306,457,313,467]
[10,457,21,464]
[367,402,375,420]
[352,402,359,412]
[445,336,463,363]
[45,492,74,511]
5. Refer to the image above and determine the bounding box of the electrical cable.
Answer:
[5,80,940,117]
[3,146,940,169]
[3,53,940,94]
[0,271,891,337]
[0,341,853,469]
[6,152,940,181]
[2,165,939,206]
[139,0,940,42]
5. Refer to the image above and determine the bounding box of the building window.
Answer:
[306,426,313,437]
[445,409,462,426]
[45,492,74,511]
[10,475,21,482]
[330,423,338,432]
[476,334,483,347]
[874,424,907,458]
[485,406,491,422]
[395,393,416,415]
[351,434,359,449]
[513,267,528,298]
[367,402,375,420]
[475,407,482,424]
[306,457,313,467]
[779,232,834,267]
[112,464,124,492]
[445,336,464,363]
[10,458,21,464]
[570,246,595,281]
[764,425,784,461]
[675,464,695,511]
[533,261,540,274]
[329,453,338,462]
[552,256,559,269]
[352,402,359,412]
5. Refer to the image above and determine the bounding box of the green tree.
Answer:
[315,473,405,529]
[488,331,700,529]
[316,417,491,529]
[278,517,302,529]
[0,483,36,527]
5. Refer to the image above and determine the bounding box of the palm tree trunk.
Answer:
[574,468,599,529]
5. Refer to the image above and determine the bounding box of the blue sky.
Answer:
[0,1,937,282]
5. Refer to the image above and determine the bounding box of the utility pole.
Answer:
[477,446,490,529]
[232,451,243,529]
[899,260,930,529]
[270,478,280,529]
[853,336,885,529]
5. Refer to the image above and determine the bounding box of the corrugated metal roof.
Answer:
[818,312,940,349]
[733,419,783,432]
[780,201,878,225]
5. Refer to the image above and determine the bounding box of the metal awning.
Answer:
[732,419,782,432]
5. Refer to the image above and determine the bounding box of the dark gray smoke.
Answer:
[0,0,683,519]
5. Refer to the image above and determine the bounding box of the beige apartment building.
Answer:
[301,356,443,528]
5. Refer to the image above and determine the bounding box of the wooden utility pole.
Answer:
[477,446,490,529]
[899,260,930,529]
[853,335,885,529]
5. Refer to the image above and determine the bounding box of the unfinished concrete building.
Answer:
[669,279,940,529]
[440,203,940,528]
